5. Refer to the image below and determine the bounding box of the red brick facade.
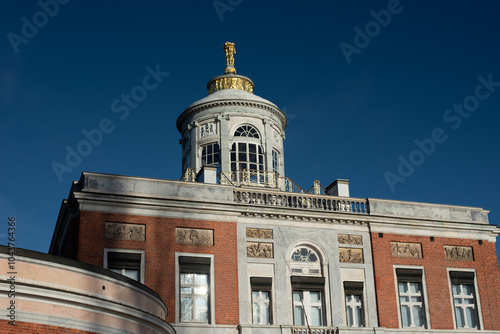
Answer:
[0,320,97,333]
[76,210,239,325]
[371,232,500,330]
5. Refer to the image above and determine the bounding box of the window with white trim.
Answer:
[230,142,264,171]
[104,249,144,283]
[290,246,325,327]
[201,142,220,166]
[234,125,260,138]
[344,282,364,327]
[272,150,279,174]
[450,271,479,329]
[179,256,211,323]
[251,277,272,325]
[396,268,427,328]
[292,286,325,326]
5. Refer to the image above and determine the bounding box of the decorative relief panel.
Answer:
[246,228,273,239]
[272,129,280,143]
[246,242,273,258]
[444,246,474,261]
[339,248,363,263]
[105,222,145,241]
[200,122,217,137]
[391,242,422,258]
[175,228,213,246]
[338,234,362,245]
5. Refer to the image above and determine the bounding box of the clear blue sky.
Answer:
[1,1,499,265]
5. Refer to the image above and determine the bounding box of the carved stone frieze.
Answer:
[339,248,363,263]
[444,245,473,261]
[246,228,273,239]
[105,222,145,241]
[200,122,217,137]
[246,242,273,258]
[391,242,422,258]
[338,234,362,245]
[175,228,213,246]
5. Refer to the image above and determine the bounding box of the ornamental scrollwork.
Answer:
[246,228,273,239]
[338,234,363,245]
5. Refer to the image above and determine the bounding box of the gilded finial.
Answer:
[224,42,236,74]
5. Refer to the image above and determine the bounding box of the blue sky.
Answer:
[1,1,499,265]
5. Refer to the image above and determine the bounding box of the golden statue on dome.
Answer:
[224,42,236,74]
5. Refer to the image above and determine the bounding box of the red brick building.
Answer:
[50,43,500,334]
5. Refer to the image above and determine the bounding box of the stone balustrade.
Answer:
[234,188,369,214]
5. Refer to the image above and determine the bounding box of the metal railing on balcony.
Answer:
[180,168,196,182]
[220,169,307,193]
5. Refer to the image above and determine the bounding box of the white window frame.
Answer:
[103,248,145,284]
[393,265,431,329]
[201,142,220,167]
[447,268,484,330]
[292,289,325,327]
[343,281,365,327]
[175,252,215,324]
[252,289,272,325]
[286,241,331,327]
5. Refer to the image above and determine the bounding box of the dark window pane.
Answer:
[238,142,246,151]
[214,143,220,151]
[250,164,257,170]
[202,147,206,155]
[239,153,246,161]
[241,163,247,170]
[231,163,236,171]
[250,153,257,162]
[214,152,220,163]
[207,145,212,154]
[231,152,236,161]
[258,146,263,154]
[232,143,236,150]
[207,156,213,164]
[249,144,256,153]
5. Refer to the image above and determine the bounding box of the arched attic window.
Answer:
[234,125,260,138]
[231,125,264,171]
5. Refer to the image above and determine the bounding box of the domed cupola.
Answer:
[177,42,287,185]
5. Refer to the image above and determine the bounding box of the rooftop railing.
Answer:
[233,188,368,214]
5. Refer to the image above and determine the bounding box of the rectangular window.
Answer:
[179,256,211,323]
[450,271,479,329]
[201,143,220,166]
[396,268,427,328]
[104,249,144,283]
[272,150,278,174]
[344,282,364,327]
[291,276,325,327]
[251,277,272,325]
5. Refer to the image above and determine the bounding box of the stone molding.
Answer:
[177,100,287,132]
